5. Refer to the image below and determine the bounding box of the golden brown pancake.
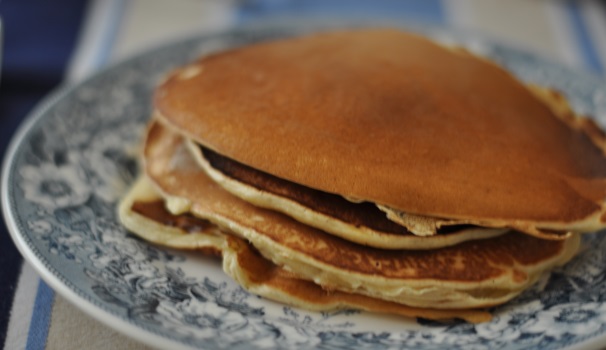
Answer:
[186,134,570,240]
[155,119,509,250]
[155,28,606,234]
[119,177,492,323]
[186,139,508,249]
[142,121,580,309]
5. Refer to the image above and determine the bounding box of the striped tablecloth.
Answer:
[2,1,605,349]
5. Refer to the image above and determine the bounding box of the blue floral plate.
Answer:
[3,23,606,350]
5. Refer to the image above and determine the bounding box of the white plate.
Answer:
[4,23,606,350]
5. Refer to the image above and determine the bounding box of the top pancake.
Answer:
[155,28,606,230]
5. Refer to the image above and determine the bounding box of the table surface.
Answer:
[2,1,606,349]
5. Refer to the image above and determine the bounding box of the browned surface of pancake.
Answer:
[201,145,467,235]
[132,200,213,233]
[144,121,572,286]
[198,144,568,240]
[131,200,223,257]
[224,236,492,323]
[171,124,513,249]
[126,193,491,323]
[155,28,606,224]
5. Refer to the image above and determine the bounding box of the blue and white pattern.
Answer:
[4,24,606,349]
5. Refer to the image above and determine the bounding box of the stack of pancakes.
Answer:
[119,29,606,323]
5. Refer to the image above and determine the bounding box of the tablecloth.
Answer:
[1,1,606,349]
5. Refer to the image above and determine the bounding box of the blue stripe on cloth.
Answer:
[236,0,445,25]
[25,281,54,350]
[565,0,604,74]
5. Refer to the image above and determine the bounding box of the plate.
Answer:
[4,23,606,350]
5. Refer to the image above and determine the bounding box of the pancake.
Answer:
[119,176,492,323]
[142,121,580,309]
[186,139,508,249]
[155,28,606,235]
[117,175,224,253]
[185,126,570,241]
